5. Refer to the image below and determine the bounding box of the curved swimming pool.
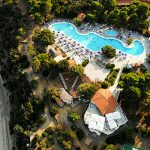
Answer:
[51,22,144,56]
[104,29,118,37]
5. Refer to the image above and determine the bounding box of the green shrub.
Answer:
[68,112,80,122]
[106,63,115,69]
[30,79,38,89]
[57,136,63,144]
[108,77,116,85]
[48,135,54,141]
[45,127,53,134]
[49,105,58,117]
[82,59,89,67]
[101,81,110,89]
[42,131,48,137]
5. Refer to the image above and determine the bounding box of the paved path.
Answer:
[0,76,12,150]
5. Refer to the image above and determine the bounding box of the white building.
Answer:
[84,89,128,135]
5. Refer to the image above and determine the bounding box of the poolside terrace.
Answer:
[42,20,149,83]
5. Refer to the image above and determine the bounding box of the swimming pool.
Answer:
[51,22,144,56]
[104,29,118,37]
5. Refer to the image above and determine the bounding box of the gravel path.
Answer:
[0,76,12,150]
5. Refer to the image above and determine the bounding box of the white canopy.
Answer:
[88,114,105,132]
[108,120,117,130]
[106,111,121,121]
[60,88,73,104]
[112,111,121,120]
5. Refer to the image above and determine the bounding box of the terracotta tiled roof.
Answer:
[117,0,131,5]
[77,13,86,21]
[91,89,117,115]
[117,0,150,7]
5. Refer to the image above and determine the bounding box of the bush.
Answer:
[105,63,115,69]
[108,77,116,85]
[82,59,89,67]
[30,79,38,89]
[48,135,54,141]
[76,128,84,140]
[45,127,53,134]
[57,136,63,144]
[42,131,48,137]
[49,105,58,117]
[68,112,80,122]
[101,81,110,89]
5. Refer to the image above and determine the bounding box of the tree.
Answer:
[77,83,99,99]
[136,3,149,19]
[89,1,104,19]
[102,0,117,12]
[122,86,141,102]
[71,64,84,76]
[86,13,96,23]
[45,87,60,102]
[49,105,58,117]
[58,59,69,72]
[27,44,36,57]
[34,12,44,24]
[73,17,82,26]
[143,91,150,113]
[128,13,139,30]
[32,53,57,74]
[107,9,120,25]
[126,38,133,45]
[14,124,24,135]
[118,11,128,27]
[33,28,55,47]
[119,73,140,88]
[68,112,80,122]
[32,58,41,73]
[102,46,116,59]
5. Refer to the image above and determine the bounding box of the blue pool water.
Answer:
[51,22,144,55]
[104,29,118,37]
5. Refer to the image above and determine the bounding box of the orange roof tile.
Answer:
[77,13,86,21]
[91,89,117,115]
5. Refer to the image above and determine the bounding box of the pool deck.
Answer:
[44,19,150,82]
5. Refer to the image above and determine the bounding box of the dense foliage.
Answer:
[102,46,116,59]
[77,82,99,99]
[71,64,84,76]
[32,28,55,47]
[119,72,150,102]
[68,112,80,122]
[50,0,150,32]
[102,68,120,88]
